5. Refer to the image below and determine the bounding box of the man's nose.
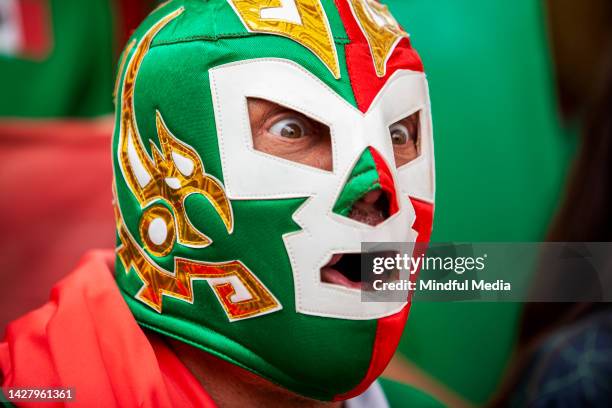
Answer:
[348,190,389,226]
[331,147,399,227]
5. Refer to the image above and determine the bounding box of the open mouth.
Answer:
[320,252,400,290]
[320,253,363,290]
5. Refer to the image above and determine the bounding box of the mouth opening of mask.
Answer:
[320,251,400,290]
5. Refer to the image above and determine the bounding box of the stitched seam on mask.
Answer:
[120,281,286,373]
[283,205,383,319]
[238,95,332,179]
[333,178,379,216]
[244,91,338,177]
[326,147,378,229]
[134,319,331,396]
[215,58,359,115]
[302,274,408,318]
[307,244,407,319]
[210,60,403,319]
[283,233,302,311]
[211,71,317,198]
[151,35,350,49]
[304,296,407,319]
[209,58,360,199]
[208,71,311,199]
[300,306,406,320]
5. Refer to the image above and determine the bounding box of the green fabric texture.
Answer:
[332,148,381,217]
[379,378,446,408]
[0,0,115,118]
[386,0,575,404]
[112,0,383,401]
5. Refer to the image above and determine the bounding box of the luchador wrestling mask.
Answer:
[112,0,434,401]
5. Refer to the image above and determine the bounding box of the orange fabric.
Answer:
[0,251,216,408]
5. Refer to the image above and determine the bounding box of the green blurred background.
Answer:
[387,0,575,404]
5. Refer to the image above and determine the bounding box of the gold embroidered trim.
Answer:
[228,0,341,78]
[348,0,408,77]
[115,198,280,319]
[114,9,280,320]
[117,8,233,250]
[139,204,176,257]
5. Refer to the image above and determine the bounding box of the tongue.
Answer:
[321,267,362,290]
[328,254,343,266]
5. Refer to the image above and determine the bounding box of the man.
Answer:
[1,0,438,406]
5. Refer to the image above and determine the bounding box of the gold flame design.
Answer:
[348,0,409,77]
[117,7,233,250]
[114,198,280,318]
[228,0,340,78]
[113,8,280,319]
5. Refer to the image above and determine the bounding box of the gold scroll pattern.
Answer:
[228,0,340,78]
[115,9,280,319]
[115,201,281,319]
[139,204,176,257]
[348,0,409,77]
[118,7,233,249]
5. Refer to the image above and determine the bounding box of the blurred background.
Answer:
[1,0,611,406]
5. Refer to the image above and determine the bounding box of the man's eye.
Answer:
[248,97,333,171]
[269,118,307,139]
[389,111,421,168]
[390,123,412,145]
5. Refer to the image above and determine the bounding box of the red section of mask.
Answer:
[330,2,430,390]
[332,198,433,401]
[409,197,434,281]
[333,305,409,401]
[368,146,399,216]
[410,197,434,243]
[334,0,424,112]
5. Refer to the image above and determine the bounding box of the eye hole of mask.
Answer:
[390,111,421,168]
[247,97,333,172]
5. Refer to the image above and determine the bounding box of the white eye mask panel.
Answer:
[210,59,433,319]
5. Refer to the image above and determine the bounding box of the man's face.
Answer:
[113,0,435,400]
[211,59,432,320]
[248,97,423,289]
[249,98,420,173]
